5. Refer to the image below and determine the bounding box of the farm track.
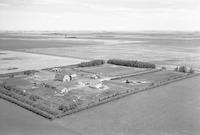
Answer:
[110,69,161,80]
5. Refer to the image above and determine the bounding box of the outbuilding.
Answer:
[54,72,77,82]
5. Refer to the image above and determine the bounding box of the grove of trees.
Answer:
[175,66,195,74]
[107,59,156,68]
[78,59,105,67]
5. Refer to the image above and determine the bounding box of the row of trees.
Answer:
[78,59,105,67]
[24,70,37,75]
[0,83,59,116]
[58,103,77,112]
[3,84,41,101]
[3,84,29,97]
[107,59,156,69]
[174,66,194,73]
[77,59,156,69]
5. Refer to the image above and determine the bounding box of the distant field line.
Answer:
[18,49,92,60]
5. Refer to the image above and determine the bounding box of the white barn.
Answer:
[54,72,77,82]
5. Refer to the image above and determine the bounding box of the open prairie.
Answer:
[1,32,200,70]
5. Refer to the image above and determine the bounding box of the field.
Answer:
[75,63,146,77]
[1,32,200,70]
[1,32,197,70]
[23,43,200,70]
[1,74,200,135]
[0,50,87,74]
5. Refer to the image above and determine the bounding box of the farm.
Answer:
[0,59,196,119]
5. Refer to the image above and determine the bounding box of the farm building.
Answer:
[70,74,77,78]
[55,73,70,82]
[54,73,77,82]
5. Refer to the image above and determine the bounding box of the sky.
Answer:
[0,0,200,31]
